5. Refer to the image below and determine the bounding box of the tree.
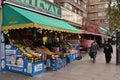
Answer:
[107,0,120,33]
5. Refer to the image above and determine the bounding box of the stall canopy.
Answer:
[2,4,82,34]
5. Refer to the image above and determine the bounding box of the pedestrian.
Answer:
[103,41,113,63]
[89,40,99,63]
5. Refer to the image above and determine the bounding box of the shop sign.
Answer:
[11,66,23,72]
[34,64,42,72]
[5,0,61,17]
[61,7,82,25]
[82,18,98,33]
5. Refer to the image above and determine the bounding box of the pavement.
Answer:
[0,45,120,80]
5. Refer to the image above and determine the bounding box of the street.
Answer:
[0,45,120,80]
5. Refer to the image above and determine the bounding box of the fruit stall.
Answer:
[1,3,82,76]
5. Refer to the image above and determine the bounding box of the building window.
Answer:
[83,13,87,18]
[74,9,77,13]
[46,0,54,3]
[74,0,77,3]
[105,19,108,23]
[78,11,81,15]
[91,5,94,8]
[84,4,87,9]
[63,3,73,11]
[78,0,81,5]
[98,12,106,16]
[99,19,108,23]
[98,4,108,8]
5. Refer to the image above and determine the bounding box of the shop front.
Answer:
[1,0,82,76]
[81,18,100,51]
[99,27,112,46]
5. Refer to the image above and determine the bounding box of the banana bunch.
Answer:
[19,48,33,58]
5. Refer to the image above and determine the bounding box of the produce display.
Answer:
[15,44,43,62]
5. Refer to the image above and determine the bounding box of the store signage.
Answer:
[61,7,82,25]
[82,18,98,33]
[34,64,42,72]
[11,66,23,72]
[5,0,61,17]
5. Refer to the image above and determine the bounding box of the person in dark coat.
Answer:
[89,40,99,63]
[103,41,113,63]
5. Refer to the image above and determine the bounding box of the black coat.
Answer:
[103,44,113,54]
[103,43,113,62]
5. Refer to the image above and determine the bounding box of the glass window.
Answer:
[105,19,108,23]
[83,13,87,18]
[74,9,77,13]
[63,3,72,11]
[84,4,87,9]
[98,12,106,16]
[91,5,94,8]
[78,11,81,15]
[98,4,108,8]
[99,19,108,23]
[104,4,108,8]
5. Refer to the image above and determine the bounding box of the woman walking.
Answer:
[89,41,99,63]
[103,41,113,63]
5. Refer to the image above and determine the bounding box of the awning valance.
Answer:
[82,31,112,38]
[2,4,82,34]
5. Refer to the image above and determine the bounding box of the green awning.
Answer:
[2,4,82,34]
[99,27,108,35]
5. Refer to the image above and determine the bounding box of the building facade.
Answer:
[87,0,109,29]
[54,0,87,29]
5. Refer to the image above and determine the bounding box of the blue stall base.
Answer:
[6,61,44,76]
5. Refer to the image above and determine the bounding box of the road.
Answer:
[0,45,120,80]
